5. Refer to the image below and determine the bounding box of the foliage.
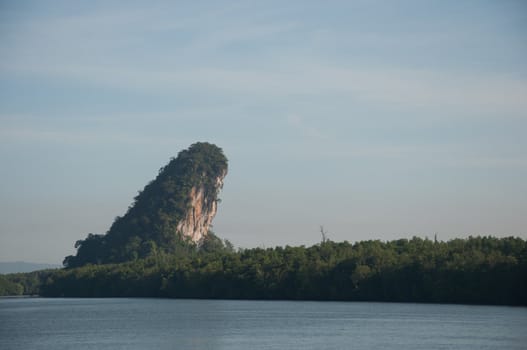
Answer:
[0,269,58,296]
[0,275,23,296]
[20,236,526,306]
[64,142,228,267]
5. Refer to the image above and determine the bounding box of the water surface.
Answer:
[1,298,525,349]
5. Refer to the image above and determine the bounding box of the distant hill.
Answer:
[63,142,228,268]
[0,261,60,274]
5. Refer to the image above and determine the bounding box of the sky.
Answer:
[1,0,526,264]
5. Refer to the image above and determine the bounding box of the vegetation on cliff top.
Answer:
[63,142,228,268]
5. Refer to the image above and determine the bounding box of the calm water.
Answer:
[1,298,526,350]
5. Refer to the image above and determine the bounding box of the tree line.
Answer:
[3,235,526,306]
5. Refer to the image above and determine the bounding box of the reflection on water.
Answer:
[1,298,526,350]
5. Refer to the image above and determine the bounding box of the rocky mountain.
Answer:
[63,142,228,267]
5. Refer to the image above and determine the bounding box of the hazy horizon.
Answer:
[1,1,526,264]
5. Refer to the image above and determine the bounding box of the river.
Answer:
[1,298,525,349]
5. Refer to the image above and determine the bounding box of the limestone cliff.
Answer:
[64,142,228,267]
[176,173,225,242]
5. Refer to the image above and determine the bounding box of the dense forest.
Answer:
[63,142,228,267]
[2,235,526,306]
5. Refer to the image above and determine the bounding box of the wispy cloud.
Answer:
[0,124,194,148]
[2,3,526,117]
[4,60,527,116]
[286,114,326,140]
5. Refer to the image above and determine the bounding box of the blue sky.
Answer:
[1,1,526,263]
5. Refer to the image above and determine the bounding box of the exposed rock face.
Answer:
[176,173,226,242]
